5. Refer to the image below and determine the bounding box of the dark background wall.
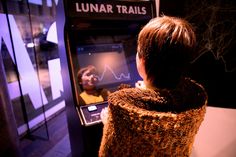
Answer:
[160,0,236,108]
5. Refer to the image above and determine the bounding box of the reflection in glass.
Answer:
[77,65,110,106]
[2,0,61,137]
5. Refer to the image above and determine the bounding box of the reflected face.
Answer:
[81,69,99,90]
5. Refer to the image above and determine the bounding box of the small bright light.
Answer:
[27,42,35,48]
[88,53,91,55]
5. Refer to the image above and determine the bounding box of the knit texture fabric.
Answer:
[99,78,207,157]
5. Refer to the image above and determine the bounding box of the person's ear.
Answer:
[136,53,146,80]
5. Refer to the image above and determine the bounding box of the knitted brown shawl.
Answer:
[99,78,207,157]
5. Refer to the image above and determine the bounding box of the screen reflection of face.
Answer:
[81,69,99,90]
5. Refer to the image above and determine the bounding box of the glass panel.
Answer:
[2,0,63,137]
[1,39,25,128]
[26,0,63,136]
[3,0,45,136]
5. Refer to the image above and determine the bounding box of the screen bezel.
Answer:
[67,20,148,108]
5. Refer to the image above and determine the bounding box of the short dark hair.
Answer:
[137,15,196,89]
[77,65,97,83]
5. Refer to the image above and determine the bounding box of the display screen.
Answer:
[77,43,131,87]
[72,24,143,107]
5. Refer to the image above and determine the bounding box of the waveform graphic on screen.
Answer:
[77,44,131,86]
[96,64,130,82]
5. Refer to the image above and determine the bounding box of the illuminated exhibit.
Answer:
[59,0,158,156]
[0,0,236,157]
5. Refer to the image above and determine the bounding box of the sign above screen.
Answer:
[66,0,154,20]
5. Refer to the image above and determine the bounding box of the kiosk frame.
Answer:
[57,0,159,156]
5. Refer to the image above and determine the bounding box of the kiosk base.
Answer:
[82,123,103,157]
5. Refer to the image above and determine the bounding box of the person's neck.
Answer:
[144,80,154,90]
[85,89,98,95]
[145,83,155,90]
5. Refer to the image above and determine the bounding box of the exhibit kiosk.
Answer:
[58,0,158,156]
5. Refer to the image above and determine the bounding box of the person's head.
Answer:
[136,15,196,89]
[78,65,99,91]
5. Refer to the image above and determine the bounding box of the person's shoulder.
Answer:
[109,87,158,104]
[183,77,207,97]
[111,87,143,96]
[176,77,208,108]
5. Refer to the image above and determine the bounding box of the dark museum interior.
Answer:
[0,0,236,157]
